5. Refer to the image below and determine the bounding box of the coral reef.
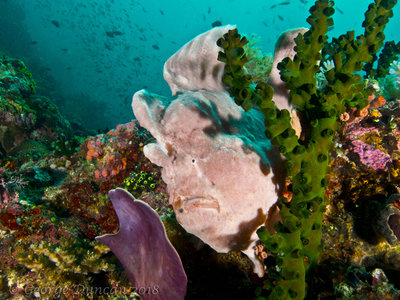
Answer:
[0,55,72,162]
[0,113,168,298]
[308,96,400,299]
[2,0,400,299]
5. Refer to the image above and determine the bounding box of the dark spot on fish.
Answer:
[152,44,159,50]
[212,65,220,79]
[51,20,60,28]
[200,61,207,80]
[211,20,222,27]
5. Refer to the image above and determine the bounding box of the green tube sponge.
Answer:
[218,0,398,299]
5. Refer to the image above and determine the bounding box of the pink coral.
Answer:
[351,140,392,170]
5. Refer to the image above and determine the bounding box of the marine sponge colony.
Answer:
[217,0,399,299]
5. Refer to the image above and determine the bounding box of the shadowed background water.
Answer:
[1,0,399,130]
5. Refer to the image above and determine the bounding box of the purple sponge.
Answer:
[96,188,187,300]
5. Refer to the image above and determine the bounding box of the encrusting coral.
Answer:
[217,0,398,298]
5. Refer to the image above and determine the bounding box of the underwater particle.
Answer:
[96,188,187,300]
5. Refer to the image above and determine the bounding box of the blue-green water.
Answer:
[1,0,399,130]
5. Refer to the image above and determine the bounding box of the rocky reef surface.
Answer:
[1,39,400,299]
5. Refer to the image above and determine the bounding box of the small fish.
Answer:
[328,26,335,32]
[211,20,222,27]
[61,48,68,52]
[278,15,284,21]
[152,44,159,50]
[208,7,211,14]
[278,1,290,5]
[262,21,268,27]
[106,31,123,38]
[30,41,37,45]
[51,20,60,28]
[270,4,277,8]
[159,9,164,15]
[336,7,343,14]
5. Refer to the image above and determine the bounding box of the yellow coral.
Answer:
[23,239,113,274]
